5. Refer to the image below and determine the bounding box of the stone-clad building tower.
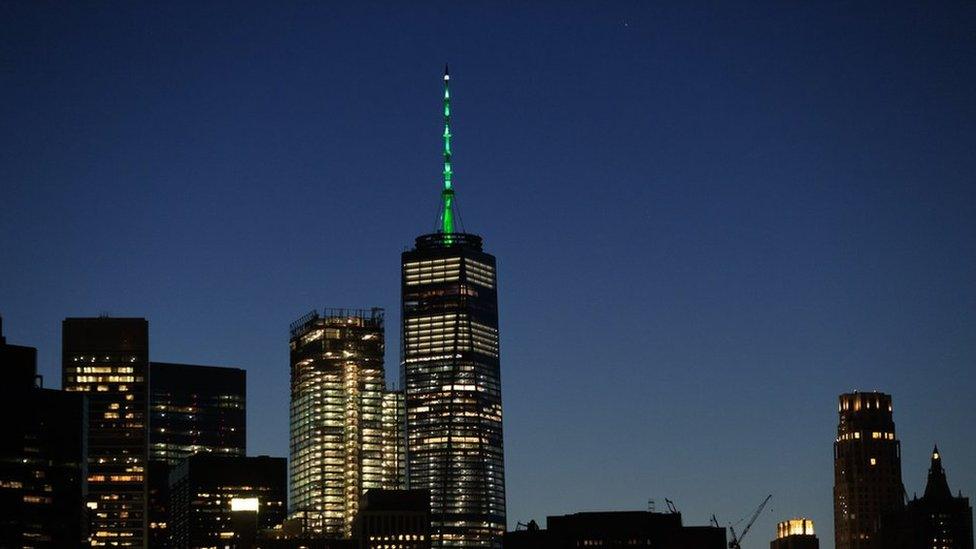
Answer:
[833,391,904,549]
[877,447,974,549]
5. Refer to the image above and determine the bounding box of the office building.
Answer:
[382,390,406,492]
[168,454,286,549]
[0,318,87,547]
[257,538,356,549]
[63,316,150,547]
[877,447,973,549]
[401,66,506,547]
[356,489,432,549]
[503,510,726,548]
[771,518,819,549]
[289,308,404,537]
[833,391,905,549]
[148,460,172,548]
[148,362,246,546]
[149,361,246,464]
[255,517,357,549]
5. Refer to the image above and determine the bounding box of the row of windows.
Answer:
[464,258,495,289]
[837,431,896,441]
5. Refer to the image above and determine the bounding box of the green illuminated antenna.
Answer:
[439,63,456,239]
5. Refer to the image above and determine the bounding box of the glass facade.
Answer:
[288,308,404,537]
[401,234,506,547]
[62,317,150,548]
[149,362,246,465]
[147,362,246,547]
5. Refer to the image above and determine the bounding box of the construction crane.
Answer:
[726,494,772,549]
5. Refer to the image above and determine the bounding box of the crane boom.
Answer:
[727,494,772,549]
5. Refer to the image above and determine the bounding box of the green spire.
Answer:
[440,64,455,236]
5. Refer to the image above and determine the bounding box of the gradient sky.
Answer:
[2,3,975,548]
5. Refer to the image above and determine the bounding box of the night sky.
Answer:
[2,3,975,548]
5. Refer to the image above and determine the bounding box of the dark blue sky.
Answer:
[2,3,974,547]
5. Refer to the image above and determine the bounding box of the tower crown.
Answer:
[924,444,952,500]
[776,518,815,539]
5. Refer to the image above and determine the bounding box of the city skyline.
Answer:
[2,4,975,548]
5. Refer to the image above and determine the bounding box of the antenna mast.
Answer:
[440,64,455,237]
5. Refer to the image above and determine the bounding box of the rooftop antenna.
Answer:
[437,63,463,242]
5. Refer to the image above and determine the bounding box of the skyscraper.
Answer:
[149,361,246,464]
[0,318,87,547]
[289,308,404,538]
[833,391,905,549]
[63,316,150,548]
[877,447,974,549]
[401,66,506,547]
[147,361,246,547]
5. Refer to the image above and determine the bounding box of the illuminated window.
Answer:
[230,497,259,512]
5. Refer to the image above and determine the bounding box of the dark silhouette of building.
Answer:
[503,510,726,548]
[168,454,286,549]
[149,361,246,464]
[148,460,172,548]
[256,538,356,549]
[401,66,506,548]
[834,391,905,549]
[771,518,819,549]
[148,361,247,546]
[62,316,150,547]
[288,309,404,537]
[255,517,357,549]
[877,447,973,549]
[0,318,87,547]
[356,489,432,549]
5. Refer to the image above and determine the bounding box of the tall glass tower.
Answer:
[288,308,404,538]
[401,66,506,547]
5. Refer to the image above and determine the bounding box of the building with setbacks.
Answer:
[876,447,973,549]
[833,391,905,549]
